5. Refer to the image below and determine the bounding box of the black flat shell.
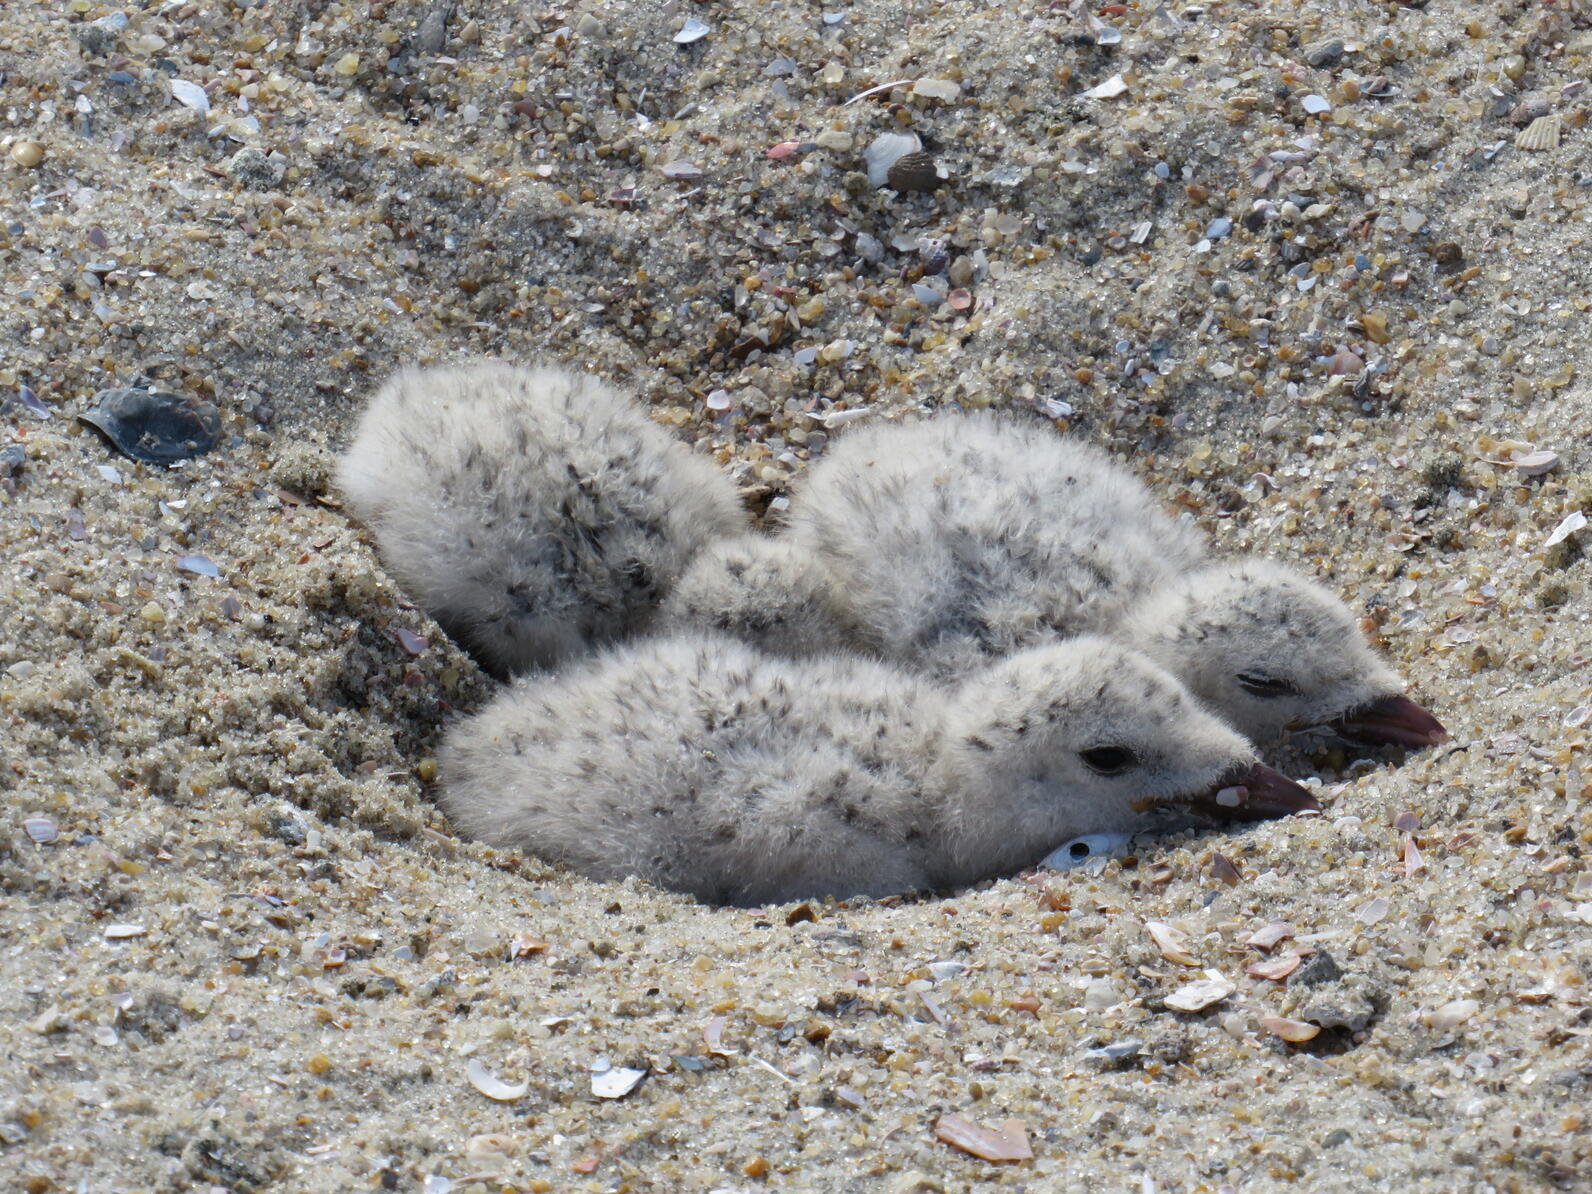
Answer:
[79,387,221,464]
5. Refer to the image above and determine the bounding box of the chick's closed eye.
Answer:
[1235,672,1300,698]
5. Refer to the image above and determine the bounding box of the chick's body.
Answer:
[782,414,1207,676]
[337,363,747,677]
[673,411,1442,747]
[441,634,1302,905]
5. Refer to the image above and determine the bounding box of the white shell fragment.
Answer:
[1041,832,1131,870]
[911,77,961,102]
[1301,93,1332,115]
[466,1058,530,1102]
[1081,73,1128,100]
[1544,510,1586,548]
[169,79,210,114]
[1146,920,1198,966]
[1423,998,1480,1032]
[1515,114,1561,151]
[1354,896,1389,924]
[23,817,59,844]
[673,18,711,44]
[1509,449,1559,476]
[591,1065,648,1099]
[863,131,922,188]
[1164,970,1235,1012]
[104,924,147,939]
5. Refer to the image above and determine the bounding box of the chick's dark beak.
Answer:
[1333,694,1448,749]
[1182,763,1320,822]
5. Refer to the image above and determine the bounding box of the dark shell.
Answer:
[78,386,221,464]
[887,150,941,193]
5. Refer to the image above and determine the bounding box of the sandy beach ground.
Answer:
[3,1,1590,1190]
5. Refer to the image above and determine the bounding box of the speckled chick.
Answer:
[781,412,1208,676]
[1120,559,1445,748]
[337,363,748,678]
[680,411,1444,748]
[439,633,1317,905]
[658,534,858,659]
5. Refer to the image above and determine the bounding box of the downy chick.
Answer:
[337,362,748,678]
[440,633,1317,905]
[687,411,1444,748]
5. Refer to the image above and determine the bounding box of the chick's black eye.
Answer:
[1236,672,1299,699]
[1080,746,1138,775]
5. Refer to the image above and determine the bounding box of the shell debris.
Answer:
[1163,970,1236,1012]
[466,1058,529,1102]
[1146,920,1198,966]
[1515,114,1561,150]
[934,1115,1034,1162]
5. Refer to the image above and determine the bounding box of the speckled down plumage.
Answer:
[336,362,748,677]
[440,633,1304,905]
[675,411,1439,745]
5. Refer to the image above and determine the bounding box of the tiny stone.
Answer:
[1304,39,1345,69]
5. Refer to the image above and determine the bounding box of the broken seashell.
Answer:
[79,385,221,465]
[911,77,961,102]
[467,1058,529,1102]
[1164,969,1235,1012]
[703,1015,737,1055]
[934,1115,1033,1162]
[1423,998,1480,1031]
[863,131,922,188]
[1515,114,1561,151]
[1261,1015,1321,1042]
[1247,952,1304,981]
[1544,510,1586,548]
[590,1065,647,1099]
[1081,73,1128,100]
[169,78,210,114]
[1510,448,1558,475]
[886,149,941,192]
[1245,921,1296,950]
[673,18,711,44]
[1399,834,1424,876]
[1473,435,1534,464]
[1146,920,1198,966]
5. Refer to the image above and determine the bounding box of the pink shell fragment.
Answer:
[1244,921,1296,950]
[395,628,429,655]
[934,1115,1033,1162]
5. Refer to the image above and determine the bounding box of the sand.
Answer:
[2,0,1590,1190]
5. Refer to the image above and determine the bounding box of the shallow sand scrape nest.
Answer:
[2,0,1590,1190]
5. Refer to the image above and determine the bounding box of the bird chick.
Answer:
[337,362,748,678]
[1120,560,1448,748]
[680,410,1443,748]
[439,633,1317,905]
[784,412,1206,674]
[659,534,858,659]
